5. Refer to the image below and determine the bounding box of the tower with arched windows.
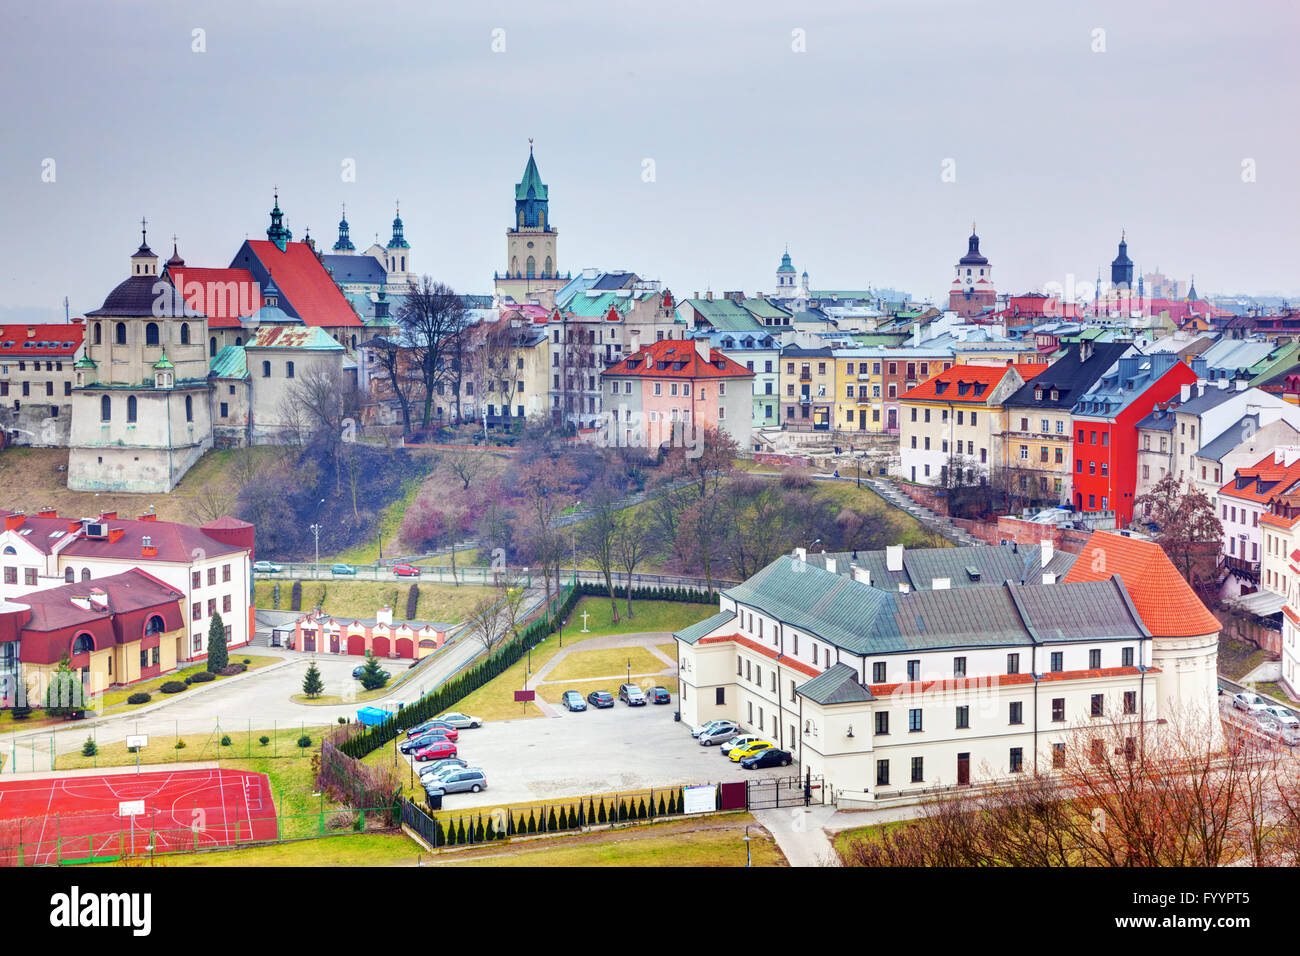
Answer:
[495,143,568,306]
[947,224,997,318]
[68,224,214,493]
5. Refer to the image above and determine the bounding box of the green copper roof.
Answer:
[74,355,97,369]
[674,610,736,645]
[515,150,548,202]
[209,345,248,379]
[152,351,174,370]
[777,250,795,274]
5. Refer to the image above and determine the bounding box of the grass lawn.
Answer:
[289,685,393,706]
[560,597,716,639]
[55,724,329,770]
[543,646,669,684]
[811,481,942,548]
[94,655,281,710]
[254,580,495,623]
[1218,637,1271,682]
[536,676,678,704]
[328,475,426,566]
[436,814,787,867]
[830,819,908,863]
[1256,681,1295,703]
[655,642,679,661]
[91,832,427,868]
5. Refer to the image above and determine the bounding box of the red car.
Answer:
[393,564,421,577]
[414,740,457,761]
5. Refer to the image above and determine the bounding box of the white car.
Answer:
[1233,692,1270,714]
[1258,714,1300,747]
[1261,705,1300,730]
[691,719,728,738]
[720,734,767,756]
[436,712,484,729]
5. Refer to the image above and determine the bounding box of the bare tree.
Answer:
[612,509,655,619]
[444,446,489,491]
[364,334,418,434]
[1133,471,1223,597]
[400,277,466,429]
[583,482,621,623]
[467,594,509,656]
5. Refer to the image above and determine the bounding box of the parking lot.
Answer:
[391,699,800,811]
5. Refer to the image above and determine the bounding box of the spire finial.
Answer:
[140,216,147,245]
[529,137,534,153]
[971,220,976,234]
[341,202,346,218]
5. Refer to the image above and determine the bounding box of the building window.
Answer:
[1052,697,1065,721]
[874,711,889,736]
[1091,694,1104,717]
[1052,743,1065,769]
[872,661,886,683]
[1124,691,1137,714]
[191,602,201,621]
[207,568,216,587]
[100,395,111,421]
[715,687,725,705]
[955,705,969,729]
[911,757,924,783]
[1050,651,1063,673]
[262,361,271,378]
[1009,747,1024,773]
[908,709,922,732]
[1007,653,1019,675]
[906,659,920,682]
[953,656,966,677]
[222,595,232,614]
[1009,701,1023,725]
[876,760,889,787]
[1122,647,1134,668]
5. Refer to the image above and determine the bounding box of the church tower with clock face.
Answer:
[948,224,996,318]
[494,142,568,307]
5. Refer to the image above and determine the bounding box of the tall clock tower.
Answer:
[495,142,568,307]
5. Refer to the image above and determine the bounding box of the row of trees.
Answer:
[842,710,1295,867]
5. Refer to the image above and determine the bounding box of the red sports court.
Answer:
[0,768,276,865]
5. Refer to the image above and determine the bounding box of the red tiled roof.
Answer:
[238,241,362,328]
[1259,512,1300,530]
[900,363,1018,403]
[0,515,88,554]
[605,339,753,380]
[1061,531,1220,637]
[697,633,821,677]
[169,267,261,329]
[0,324,83,356]
[18,568,183,632]
[58,515,248,563]
[1219,452,1300,504]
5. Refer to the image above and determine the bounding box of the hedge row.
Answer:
[338,584,713,758]
[419,790,687,847]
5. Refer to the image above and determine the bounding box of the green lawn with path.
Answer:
[54,724,330,771]
[543,646,668,684]
[95,655,281,710]
[559,597,715,639]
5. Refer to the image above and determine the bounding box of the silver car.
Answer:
[436,712,484,729]
[1262,705,1300,730]
[425,768,488,795]
[699,723,741,746]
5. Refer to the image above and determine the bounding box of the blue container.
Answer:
[356,706,389,727]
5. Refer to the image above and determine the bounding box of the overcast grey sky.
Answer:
[2,0,1297,318]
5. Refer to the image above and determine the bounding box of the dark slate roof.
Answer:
[1004,342,1132,411]
[797,663,873,705]
[321,254,387,285]
[87,275,204,318]
[1176,383,1238,416]
[1197,414,1260,462]
[675,610,735,645]
[591,272,638,290]
[1136,407,1177,431]
[1011,579,1150,642]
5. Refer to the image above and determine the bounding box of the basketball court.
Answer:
[0,767,277,865]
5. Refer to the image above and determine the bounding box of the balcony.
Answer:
[799,373,812,383]
[1220,555,1260,578]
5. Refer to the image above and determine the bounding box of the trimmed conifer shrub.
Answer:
[637,798,647,820]
[567,805,579,829]
[598,801,607,824]
[189,671,215,683]
[160,681,187,694]
[527,811,537,834]
[81,736,97,757]
[127,692,151,705]
[291,580,303,611]
[657,795,666,816]
[456,820,466,845]
[406,583,419,620]
[474,816,485,842]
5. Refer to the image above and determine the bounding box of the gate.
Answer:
[745,774,824,810]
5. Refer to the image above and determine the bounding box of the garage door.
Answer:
[395,638,414,659]
[372,636,390,658]
[346,634,366,656]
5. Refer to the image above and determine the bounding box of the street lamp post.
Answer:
[744,825,752,868]
[310,523,322,578]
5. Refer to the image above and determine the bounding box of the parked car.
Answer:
[1261,717,1300,747]
[729,741,775,762]
[586,690,615,709]
[353,664,391,681]
[424,768,488,796]
[1233,692,1270,714]
[331,563,357,576]
[418,758,468,779]
[1261,705,1300,730]
[720,734,766,756]
[413,740,458,762]
[393,564,421,577]
[646,686,671,705]
[692,719,734,739]
[699,723,741,746]
[561,691,587,712]
[252,560,283,573]
[741,747,793,770]
[619,683,647,706]
[406,719,456,738]
[436,712,484,729]
[399,730,455,754]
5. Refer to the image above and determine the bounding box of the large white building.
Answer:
[675,533,1220,806]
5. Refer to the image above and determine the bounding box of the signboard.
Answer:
[682,785,717,815]
[125,735,148,749]
[118,800,145,817]
[513,690,536,703]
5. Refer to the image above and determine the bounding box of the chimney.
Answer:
[37,508,56,518]
[1041,572,1057,585]
[851,565,871,587]
[141,535,157,558]
[376,606,393,626]
[1236,379,1248,391]
[825,557,837,575]
[1179,383,1192,402]
[932,577,951,590]
[705,291,713,302]
[695,337,711,361]
[628,329,641,355]
[1040,538,1053,568]
[139,507,157,522]
[898,582,911,594]
[4,513,25,531]
[886,545,904,572]
[68,520,82,534]
[794,547,807,563]
[99,510,117,520]
[107,528,125,544]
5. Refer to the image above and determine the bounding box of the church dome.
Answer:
[87,275,201,318]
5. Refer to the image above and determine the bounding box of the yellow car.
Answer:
[729,740,775,762]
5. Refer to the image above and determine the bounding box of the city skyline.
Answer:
[3,0,1298,319]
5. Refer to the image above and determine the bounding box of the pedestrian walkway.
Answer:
[865,477,982,546]
[751,806,841,867]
